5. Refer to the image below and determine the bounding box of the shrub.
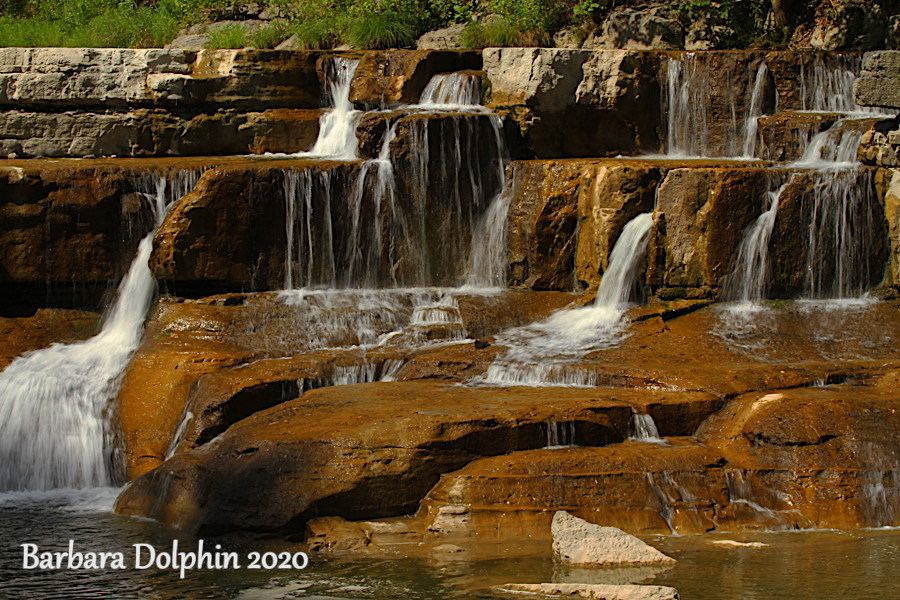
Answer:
[204,22,248,48]
[346,11,415,49]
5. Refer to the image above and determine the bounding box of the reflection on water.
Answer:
[2,491,899,599]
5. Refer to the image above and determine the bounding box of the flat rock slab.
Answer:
[497,583,680,600]
[114,381,718,534]
[552,511,676,565]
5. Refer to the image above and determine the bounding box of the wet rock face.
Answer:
[648,168,769,297]
[114,382,644,534]
[577,164,662,292]
[483,49,661,158]
[506,160,588,291]
[0,162,182,314]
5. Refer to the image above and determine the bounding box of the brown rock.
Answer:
[649,167,769,295]
[349,50,481,106]
[0,309,100,369]
[576,164,662,292]
[114,382,679,534]
[305,516,372,552]
[506,160,594,290]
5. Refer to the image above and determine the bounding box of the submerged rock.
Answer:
[497,582,680,600]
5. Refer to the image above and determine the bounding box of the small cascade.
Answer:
[283,101,506,289]
[629,412,665,443]
[0,171,199,491]
[418,72,482,109]
[793,119,871,168]
[803,167,882,299]
[664,54,711,157]
[481,212,654,386]
[742,62,770,158]
[309,57,361,159]
[859,469,900,527]
[798,55,876,115]
[545,421,576,449]
[723,179,791,305]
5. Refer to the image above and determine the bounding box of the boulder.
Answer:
[855,51,900,110]
[483,48,661,158]
[809,3,886,51]
[551,511,677,565]
[416,24,465,50]
[497,583,680,600]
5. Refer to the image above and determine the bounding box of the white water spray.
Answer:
[310,57,361,159]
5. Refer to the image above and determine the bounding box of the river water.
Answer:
[1,489,897,599]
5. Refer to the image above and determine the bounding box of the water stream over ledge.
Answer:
[2,47,900,600]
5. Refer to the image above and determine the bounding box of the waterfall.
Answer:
[481,213,654,386]
[798,55,877,115]
[283,113,506,289]
[742,62,769,159]
[418,72,482,109]
[664,54,711,157]
[723,180,791,304]
[803,168,882,300]
[545,421,576,448]
[0,171,199,491]
[309,57,361,159]
[629,413,664,443]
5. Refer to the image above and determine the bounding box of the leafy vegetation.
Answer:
[0,0,796,51]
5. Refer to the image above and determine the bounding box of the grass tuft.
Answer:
[204,22,248,49]
[345,11,415,49]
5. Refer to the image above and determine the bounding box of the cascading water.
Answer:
[742,62,770,158]
[309,57,361,160]
[0,171,199,491]
[629,413,664,443]
[418,72,482,109]
[723,179,791,305]
[482,213,654,386]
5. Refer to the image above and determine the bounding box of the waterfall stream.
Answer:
[0,171,200,492]
[482,212,654,386]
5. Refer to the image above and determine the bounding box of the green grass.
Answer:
[461,18,550,49]
[0,3,181,47]
[204,22,247,49]
[251,22,288,49]
[345,11,415,49]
